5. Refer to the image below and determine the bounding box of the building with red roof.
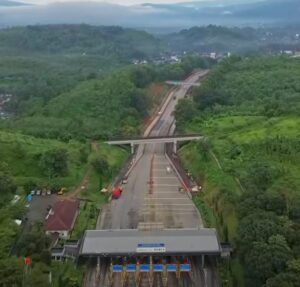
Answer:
[45,199,79,239]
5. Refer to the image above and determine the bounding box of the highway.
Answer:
[85,70,219,287]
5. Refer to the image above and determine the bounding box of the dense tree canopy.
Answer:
[176,56,300,286]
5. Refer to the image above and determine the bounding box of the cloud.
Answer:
[22,0,202,5]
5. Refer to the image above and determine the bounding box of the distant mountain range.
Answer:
[0,0,299,30]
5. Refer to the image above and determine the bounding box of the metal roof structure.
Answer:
[79,229,221,257]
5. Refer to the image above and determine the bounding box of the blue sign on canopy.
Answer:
[180,264,191,272]
[127,264,136,272]
[167,264,177,272]
[140,264,150,272]
[154,264,164,272]
[136,243,166,253]
[112,265,123,273]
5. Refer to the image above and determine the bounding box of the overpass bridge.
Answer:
[106,134,204,154]
[166,81,201,87]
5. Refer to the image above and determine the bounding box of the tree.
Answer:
[0,257,23,287]
[245,235,292,284]
[196,139,211,162]
[39,149,69,178]
[266,260,300,287]
[245,241,274,283]
[91,157,109,176]
[237,211,282,251]
[244,161,278,191]
[0,168,17,207]
[175,99,197,131]
[16,224,51,260]
[266,273,299,287]
[23,263,50,287]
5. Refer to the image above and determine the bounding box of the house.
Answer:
[51,240,80,262]
[45,199,79,239]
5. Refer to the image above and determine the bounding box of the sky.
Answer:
[22,0,213,5]
[18,0,260,6]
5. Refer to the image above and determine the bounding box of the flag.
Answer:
[24,257,31,265]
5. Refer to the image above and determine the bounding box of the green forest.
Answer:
[176,56,300,286]
[0,24,213,287]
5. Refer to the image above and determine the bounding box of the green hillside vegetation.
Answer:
[0,24,213,285]
[2,56,211,140]
[164,25,300,54]
[0,25,160,57]
[176,56,300,286]
[0,130,88,194]
[0,25,161,115]
[165,25,255,53]
[0,135,128,286]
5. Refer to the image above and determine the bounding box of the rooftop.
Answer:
[80,228,221,256]
[45,199,79,232]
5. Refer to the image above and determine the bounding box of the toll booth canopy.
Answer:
[79,229,221,257]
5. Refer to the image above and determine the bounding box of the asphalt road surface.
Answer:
[100,71,207,230]
[85,70,219,287]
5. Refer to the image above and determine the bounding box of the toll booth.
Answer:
[80,229,221,286]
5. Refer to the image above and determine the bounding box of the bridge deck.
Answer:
[106,134,203,145]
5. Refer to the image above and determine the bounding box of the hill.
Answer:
[0,25,162,115]
[0,24,161,57]
[3,56,209,140]
[163,25,300,53]
[176,56,300,286]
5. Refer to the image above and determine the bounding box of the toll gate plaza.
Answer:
[79,228,222,286]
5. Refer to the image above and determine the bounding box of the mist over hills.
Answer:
[0,0,28,6]
[0,0,299,30]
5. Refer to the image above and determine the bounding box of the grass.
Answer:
[193,193,217,228]
[74,142,129,236]
[71,201,98,239]
[51,261,84,287]
[79,142,129,203]
[180,112,300,287]
[78,170,111,204]
[180,142,240,242]
[0,130,88,188]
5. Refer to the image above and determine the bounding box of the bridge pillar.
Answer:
[96,256,100,281]
[162,262,168,287]
[131,143,135,154]
[201,255,205,268]
[173,141,177,154]
[149,256,154,287]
